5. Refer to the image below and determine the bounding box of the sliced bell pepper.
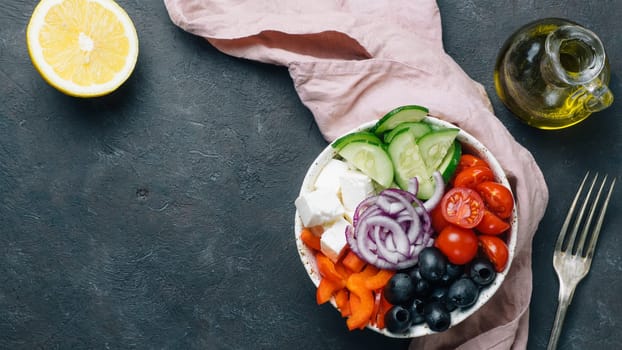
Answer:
[349,292,361,312]
[334,261,352,281]
[334,288,351,317]
[359,264,380,278]
[316,253,346,285]
[346,273,375,330]
[316,277,342,305]
[364,269,395,290]
[300,228,321,251]
[342,250,366,273]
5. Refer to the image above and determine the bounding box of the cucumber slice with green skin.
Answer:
[337,141,394,188]
[383,122,432,144]
[417,128,460,171]
[371,105,429,136]
[387,128,434,199]
[438,141,462,182]
[332,131,383,151]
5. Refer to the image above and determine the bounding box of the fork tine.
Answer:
[555,172,590,252]
[564,173,598,253]
[575,174,607,255]
[584,176,616,261]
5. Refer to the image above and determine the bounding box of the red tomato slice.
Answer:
[476,209,510,235]
[435,224,479,265]
[476,181,514,219]
[440,187,485,229]
[455,154,490,174]
[479,235,509,272]
[453,166,495,189]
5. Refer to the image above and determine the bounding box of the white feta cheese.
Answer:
[295,189,345,227]
[314,159,349,192]
[340,169,375,214]
[320,217,351,262]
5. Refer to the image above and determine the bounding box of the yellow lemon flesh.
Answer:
[26,0,139,97]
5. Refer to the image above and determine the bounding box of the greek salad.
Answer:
[295,105,514,334]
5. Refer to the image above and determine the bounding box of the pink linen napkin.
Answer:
[164,1,549,348]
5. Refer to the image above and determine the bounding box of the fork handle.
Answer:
[547,288,574,350]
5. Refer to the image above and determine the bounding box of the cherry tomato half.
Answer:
[453,166,495,189]
[435,224,479,265]
[476,209,510,235]
[476,181,514,219]
[441,187,485,229]
[455,154,490,174]
[479,235,509,272]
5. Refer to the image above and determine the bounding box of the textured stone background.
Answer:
[1,1,620,349]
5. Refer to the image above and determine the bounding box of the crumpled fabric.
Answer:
[163,1,549,348]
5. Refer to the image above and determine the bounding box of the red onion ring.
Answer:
[345,171,444,270]
[422,171,445,212]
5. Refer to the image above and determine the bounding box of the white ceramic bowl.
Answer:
[294,116,518,338]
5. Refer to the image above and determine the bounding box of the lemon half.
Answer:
[27,0,139,97]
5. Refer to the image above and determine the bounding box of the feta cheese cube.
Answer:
[314,159,349,192]
[295,189,345,227]
[340,169,375,213]
[320,217,351,262]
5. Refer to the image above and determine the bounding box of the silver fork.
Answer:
[547,172,616,350]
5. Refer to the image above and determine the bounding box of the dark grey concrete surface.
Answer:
[1,1,620,349]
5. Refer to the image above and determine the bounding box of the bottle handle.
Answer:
[582,79,614,112]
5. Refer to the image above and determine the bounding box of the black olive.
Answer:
[424,302,451,332]
[427,287,457,312]
[469,258,496,287]
[428,287,448,303]
[447,277,480,309]
[439,262,465,286]
[418,247,447,282]
[408,298,426,325]
[385,305,412,333]
[445,300,457,312]
[384,273,415,306]
[408,267,432,298]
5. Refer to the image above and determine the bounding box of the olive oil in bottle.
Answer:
[494,18,613,129]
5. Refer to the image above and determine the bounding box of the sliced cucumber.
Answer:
[337,141,394,188]
[438,140,462,182]
[417,128,460,171]
[387,128,434,199]
[383,122,432,144]
[371,105,429,136]
[331,131,383,151]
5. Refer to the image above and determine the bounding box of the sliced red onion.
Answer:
[422,171,445,212]
[352,196,379,226]
[366,216,410,255]
[421,209,432,231]
[373,229,401,264]
[384,233,396,251]
[357,206,383,224]
[376,195,405,216]
[365,216,409,255]
[347,222,379,266]
[381,190,421,243]
[346,177,440,270]
[382,188,418,203]
[408,177,419,196]
[410,243,427,260]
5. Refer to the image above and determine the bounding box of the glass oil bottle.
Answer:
[494,18,613,129]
